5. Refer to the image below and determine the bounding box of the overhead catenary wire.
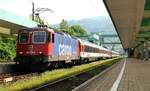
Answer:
[25,0,63,22]
[88,0,101,15]
[87,0,109,26]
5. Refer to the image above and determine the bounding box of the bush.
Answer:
[0,36,16,62]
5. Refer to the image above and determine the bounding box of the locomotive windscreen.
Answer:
[33,31,46,43]
[19,32,29,43]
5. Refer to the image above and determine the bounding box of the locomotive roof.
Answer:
[21,27,75,39]
[20,27,54,32]
[55,31,72,38]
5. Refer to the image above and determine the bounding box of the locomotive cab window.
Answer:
[19,32,29,43]
[46,32,51,43]
[33,31,46,44]
[52,34,54,43]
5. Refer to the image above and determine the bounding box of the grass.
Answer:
[0,57,122,91]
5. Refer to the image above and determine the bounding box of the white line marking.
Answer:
[110,58,126,91]
[72,59,120,91]
[72,65,110,91]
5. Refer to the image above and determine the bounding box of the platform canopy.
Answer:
[103,0,145,49]
[134,0,150,48]
[0,9,37,34]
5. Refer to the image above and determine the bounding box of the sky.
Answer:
[0,0,123,51]
[0,0,109,24]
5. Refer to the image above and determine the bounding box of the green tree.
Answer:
[71,24,88,36]
[59,19,73,35]
[59,19,88,37]
[59,19,69,30]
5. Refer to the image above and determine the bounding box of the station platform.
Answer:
[73,58,150,91]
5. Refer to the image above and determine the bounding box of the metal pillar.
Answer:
[125,48,134,58]
[144,42,149,60]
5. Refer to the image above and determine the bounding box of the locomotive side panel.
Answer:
[53,33,72,62]
[70,38,79,60]
[53,33,59,61]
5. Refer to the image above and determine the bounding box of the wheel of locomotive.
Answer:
[49,62,58,69]
[54,62,59,68]
[71,60,76,65]
[84,58,89,63]
[58,61,65,68]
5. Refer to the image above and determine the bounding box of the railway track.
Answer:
[0,61,90,84]
[0,58,122,91]
[0,72,41,84]
[0,62,87,84]
[29,60,121,91]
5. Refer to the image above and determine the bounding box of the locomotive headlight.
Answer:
[39,52,42,54]
[29,32,32,34]
[19,52,23,54]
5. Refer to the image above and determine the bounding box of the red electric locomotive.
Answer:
[15,27,55,64]
[14,26,120,69]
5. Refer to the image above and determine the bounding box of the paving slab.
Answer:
[73,59,124,91]
[74,58,150,91]
[118,58,150,91]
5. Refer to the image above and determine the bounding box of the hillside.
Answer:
[53,16,122,51]
[53,16,117,35]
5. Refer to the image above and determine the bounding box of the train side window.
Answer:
[46,32,51,43]
[52,34,54,43]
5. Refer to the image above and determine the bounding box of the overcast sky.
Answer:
[0,0,108,24]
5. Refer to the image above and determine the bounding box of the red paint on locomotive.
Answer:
[15,28,55,63]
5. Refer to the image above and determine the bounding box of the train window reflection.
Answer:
[33,31,46,44]
[19,32,29,43]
